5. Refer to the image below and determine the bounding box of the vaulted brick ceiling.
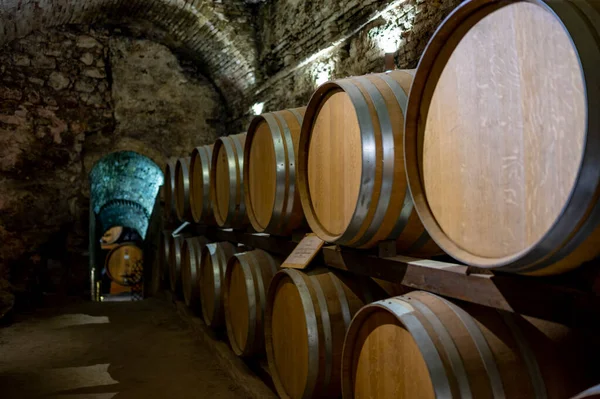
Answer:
[0,0,259,105]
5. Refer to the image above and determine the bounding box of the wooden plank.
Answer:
[323,246,600,329]
[192,225,298,257]
[178,223,600,328]
[168,292,277,399]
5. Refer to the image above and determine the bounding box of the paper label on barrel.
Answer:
[281,234,324,269]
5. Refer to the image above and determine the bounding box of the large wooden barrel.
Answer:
[174,157,192,222]
[199,242,239,328]
[190,144,215,224]
[297,70,439,256]
[168,235,185,293]
[244,108,306,236]
[210,133,248,229]
[341,291,592,399]
[105,243,143,286]
[181,236,208,308]
[404,0,600,275]
[224,249,280,357]
[164,159,176,219]
[265,268,389,399]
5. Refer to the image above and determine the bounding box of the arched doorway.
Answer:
[89,151,163,300]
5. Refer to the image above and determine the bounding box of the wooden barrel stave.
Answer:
[199,241,238,328]
[245,108,307,236]
[190,144,215,224]
[298,70,439,255]
[210,133,248,229]
[224,249,280,357]
[159,230,171,283]
[168,235,185,293]
[404,0,600,274]
[164,158,177,220]
[265,268,389,399]
[342,290,595,399]
[174,157,192,222]
[105,243,143,286]
[181,236,208,307]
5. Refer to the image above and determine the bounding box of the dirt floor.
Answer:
[0,297,250,398]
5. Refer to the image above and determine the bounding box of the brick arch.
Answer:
[0,0,258,105]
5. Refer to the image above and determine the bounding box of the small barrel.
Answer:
[101,226,123,245]
[404,0,600,274]
[181,236,208,307]
[298,70,439,256]
[190,144,215,224]
[164,159,176,220]
[265,268,389,399]
[224,249,280,357]
[210,133,248,229]
[244,108,306,236]
[105,243,143,286]
[174,157,193,222]
[342,291,592,399]
[168,235,185,293]
[199,242,239,328]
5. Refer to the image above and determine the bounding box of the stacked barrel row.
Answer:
[158,230,598,399]
[158,0,600,398]
[163,0,600,277]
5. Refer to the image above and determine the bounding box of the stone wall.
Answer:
[227,0,462,131]
[0,0,258,114]
[0,26,113,303]
[0,25,224,307]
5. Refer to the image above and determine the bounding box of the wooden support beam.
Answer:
[172,223,600,329]
[322,246,600,329]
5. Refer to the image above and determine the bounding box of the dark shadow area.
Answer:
[0,298,248,399]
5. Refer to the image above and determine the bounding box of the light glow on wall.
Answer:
[370,4,415,54]
[373,25,403,53]
[312,59,335,87]
[251,102,265,115]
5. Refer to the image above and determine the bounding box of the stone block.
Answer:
[12,54,30,66]
[76,35,101,48]
[80,52,94,65]
[74,78,96,93]
[48,71,70,91]
[82,67,106,79]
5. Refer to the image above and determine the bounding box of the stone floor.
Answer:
[0,297,249,398]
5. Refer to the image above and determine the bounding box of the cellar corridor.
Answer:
[0,298,247,399]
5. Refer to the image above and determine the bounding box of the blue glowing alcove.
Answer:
[90,151,163,239]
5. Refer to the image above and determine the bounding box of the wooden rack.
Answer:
[177,224,600,329]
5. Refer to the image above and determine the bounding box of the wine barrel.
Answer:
[244,108,306,236]
[164,158,176,219]
[342,291,591,399]
[210,133,248,229]
[105,243,143,286]
[181,236,208,307]
[168,235,185,293]
[224,249,280,357]
[265,268,389,399]
[199,242,239,328]
[174,157,192,222]
[298,70,439,256]
[190,144,215,224]
[404,0,600,275]
[101,226,123,245]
